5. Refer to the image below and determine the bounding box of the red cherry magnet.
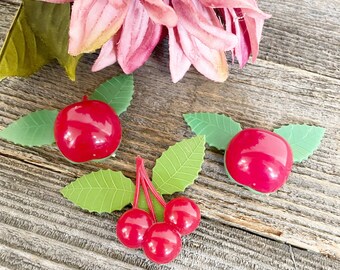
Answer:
[54,96,122,163]
[116,156,201,264]
[225,128,293,193]
[184,112,325,194]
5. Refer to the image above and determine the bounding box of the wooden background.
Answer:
[1,0,339,269]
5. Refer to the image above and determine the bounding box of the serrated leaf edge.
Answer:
[91,74,134,116]
[153,135,206,194]
[274,124,325,163]
[0,109,58,147]
[60,170,135,214]
[183,112,242,151]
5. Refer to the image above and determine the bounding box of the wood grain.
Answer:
[0,0,340,269]
[259,0,340,79]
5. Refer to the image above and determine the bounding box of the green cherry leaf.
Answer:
[138,190,164,222]
[184,113,242,151]
[61,170,135,213]
[152,136,206,195]
[90,75,134,115]
[0,5,52,80]
[24,0,81,81]
[0,110,58,147]
[274,124,325,163]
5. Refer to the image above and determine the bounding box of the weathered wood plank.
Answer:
[1,155,340,270]
[0,0,340,269]
[259,0,340,79]
[151,0,340,82]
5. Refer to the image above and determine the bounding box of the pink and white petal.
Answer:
[244,14,265,62]
[38,0,73,3]
[172,0,237,51]
[200,0,255,8]
[202,0,271,23]
[177,24,228,82]
[200,0,270,18]
[168,27,191,83]
[92,35,119,72]
[117,0,163,74]
[140,0,178,27]
[229,9,251,68]
[222,9,235,63]
[68,0,130,56]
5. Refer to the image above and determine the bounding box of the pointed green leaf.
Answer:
[152,136,206,195]
[0,5,52,79]
[138,190,164,222]
[61,170,135,213]
[184,113,242,151]
[24,0,81,81]
[274,124,325,162]
[90,75,134,115]
[0,110,58,146]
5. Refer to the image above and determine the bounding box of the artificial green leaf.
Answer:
[61,170,135,213]
[90,75,134,115]
[138,190,164,222]
[0,5,52,80]
[184,113,242,151]
[24,0,81,81]
[152,136,206,195]
[0,110,58,146]
[274,124,325,163]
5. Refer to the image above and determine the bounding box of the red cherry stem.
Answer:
[132,157,142,208]
[136,157,156,222]
[139,165,167,208]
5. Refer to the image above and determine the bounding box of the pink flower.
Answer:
[41,0,270,82]
[92,0,164,74]
[42,0,177,55]
[169,0,237,82]
[169,0,271,82]
[208,0,272,68]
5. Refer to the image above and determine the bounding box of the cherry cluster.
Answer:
[116,157,201,264]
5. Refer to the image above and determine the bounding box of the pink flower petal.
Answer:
[172,0,237,51]
[202,0,271,28]
[221,8,235,63]
[117,0,163,74]
[244,14,265,62]
[223,6,267,66]
[140,0,178,27]
[68,0,130,55]
[92,33,120,72]
[39,0,73,3]
[168,27,191,83]
[177,23,228,82]
[200,0,270,18]
[228,8,251,68]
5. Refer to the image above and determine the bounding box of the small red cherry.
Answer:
[164,197,200,235]
[142,222,182,264]
[116,208,153,249]
[54,96,122,163]
[225,128,293,193]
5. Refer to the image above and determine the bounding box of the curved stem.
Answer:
[132,156,142,208]
[140,166,167,208]
[137,157,156,222]
[141,173,157,223]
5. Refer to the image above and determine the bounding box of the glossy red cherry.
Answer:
[54,96,122,163]
[225,128,293,193]
[116,208,153,249]
[142,222,182,264]
[164,197,200,235]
